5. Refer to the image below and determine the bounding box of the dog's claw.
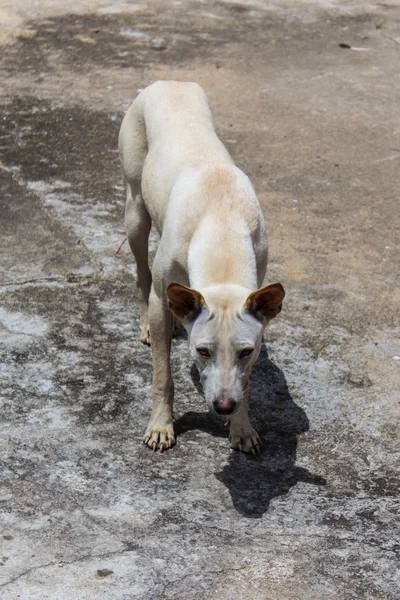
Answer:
[229,425,261,455]
[140,326,151,346]
[143,423,176,453]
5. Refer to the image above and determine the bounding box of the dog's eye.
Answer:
[197,347,210,358]
[239,348,253,359]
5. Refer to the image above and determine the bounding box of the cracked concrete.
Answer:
[0,0,399,598]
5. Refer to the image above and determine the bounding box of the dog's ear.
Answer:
[244,282,285,322]
[166,282,206,322]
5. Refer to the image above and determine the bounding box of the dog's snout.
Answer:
[213,397,236,415]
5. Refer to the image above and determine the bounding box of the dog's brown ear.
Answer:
[166,282,206,322]
[244,282,285,322]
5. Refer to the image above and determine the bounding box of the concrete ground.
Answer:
[0,0,399,598]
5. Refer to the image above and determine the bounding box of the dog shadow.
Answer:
[174,344,326,518]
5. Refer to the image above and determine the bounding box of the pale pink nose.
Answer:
[213,397,236,415]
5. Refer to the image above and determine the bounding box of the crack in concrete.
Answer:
[212,565,248,576]
[81,509,131,547]
[1,548,248,591]
[0,546,130,589]
[198,522,399,556]
[162,565,248,593]
[0,277,66,290]
[0,273,102,291]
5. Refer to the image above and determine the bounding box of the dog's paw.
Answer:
[144,422,175,453]
[140,324,151,345]
[229,424,261,455]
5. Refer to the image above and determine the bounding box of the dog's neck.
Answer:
[188,214,258,290]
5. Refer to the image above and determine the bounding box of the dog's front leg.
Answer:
[144,285,175,452]
[228,390,261,455]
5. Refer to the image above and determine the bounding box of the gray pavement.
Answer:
[0,1,399,598]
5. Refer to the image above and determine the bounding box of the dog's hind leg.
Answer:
[125,182,152,345]
[119,93,152,344]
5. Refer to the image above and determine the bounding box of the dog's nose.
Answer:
[213,397,236,415]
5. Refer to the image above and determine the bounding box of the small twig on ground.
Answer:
[114,237,127,255]
[383,33,400,46]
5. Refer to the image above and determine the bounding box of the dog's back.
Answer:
[119,81,235,230]
[119,80,268,295]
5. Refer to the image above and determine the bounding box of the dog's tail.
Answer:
[118,91,148,185]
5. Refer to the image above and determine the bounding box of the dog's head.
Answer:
[166,281,285,416]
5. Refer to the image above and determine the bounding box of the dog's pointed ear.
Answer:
[166,282,206,322]
[244,282,285,322]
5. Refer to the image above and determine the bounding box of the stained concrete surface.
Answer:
[0,0,399,598]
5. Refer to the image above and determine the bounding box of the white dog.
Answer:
[119,81,285,454]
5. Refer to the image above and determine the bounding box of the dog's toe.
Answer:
[144,424,175,452]
[140,328,151,345]
[230,426,261,455]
